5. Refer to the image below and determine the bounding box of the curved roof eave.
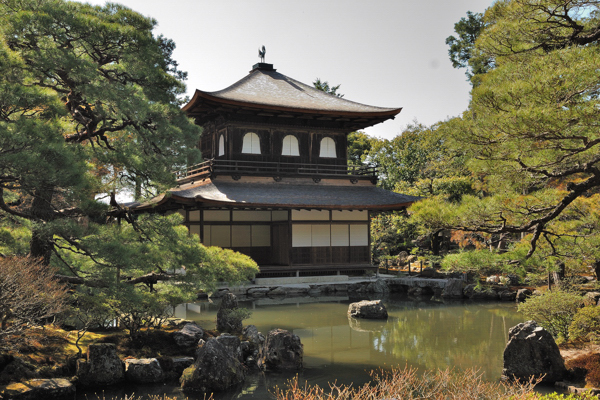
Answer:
[189,198,415,211]
[183,89,402,120]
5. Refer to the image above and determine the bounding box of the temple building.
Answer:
[133,62,419,277]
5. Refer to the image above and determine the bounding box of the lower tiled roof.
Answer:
[132,180,420,211]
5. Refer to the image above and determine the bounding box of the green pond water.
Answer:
[78,295,525,400]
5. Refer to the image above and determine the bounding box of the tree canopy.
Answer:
[445,11,491,82]
[414,0,600,277]
[0,0,257,320]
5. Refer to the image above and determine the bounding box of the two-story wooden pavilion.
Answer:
[132,62,419,277]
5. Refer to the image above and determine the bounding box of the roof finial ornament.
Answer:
[258,45,266,63]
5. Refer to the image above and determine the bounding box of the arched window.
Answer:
[282,135,300,156]
[242,132,261,154]
[218,135,225,156]
[319,137,336,158]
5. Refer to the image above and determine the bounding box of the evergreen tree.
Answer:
[413,0,600,277]
[0,0,258,318]
[445,11,492,83]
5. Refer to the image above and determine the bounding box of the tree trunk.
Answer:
[431,230,442,256]
[593,261,600,281]
[29,187,55,265]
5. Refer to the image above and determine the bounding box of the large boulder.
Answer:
[502,320,567,384]
[76,343,124,387]
[0,378,75,400]
[242,325,265,369]
[124,358,163,384]
[180,338,245,393]
[347,300,388,319]
[216,293,243,333]
[173,323,204,347]
[215,334,243,362]
[258,329,303,370]
[242,325,265,351]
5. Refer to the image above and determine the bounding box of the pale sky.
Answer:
[75,0,493,140]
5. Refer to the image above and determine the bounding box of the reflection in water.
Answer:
[78,295,524,400]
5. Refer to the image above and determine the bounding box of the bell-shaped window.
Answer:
[282,135,300,156]
[319,137,336,158]
[218,135,225,156]
[242,132,261,154]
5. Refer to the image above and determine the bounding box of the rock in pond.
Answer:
[258,329,303,370]
[347,300,388,319]
[76,343,124,387]
[216,333,243,362]
[124,358,163,384]
[0,378,75,400]
[173,322,204,347]
[503,320,567,384]
[180,338,245,393]
[216,293,243,333]
[242,325,265,351]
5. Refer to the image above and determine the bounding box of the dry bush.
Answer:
[0,257,68,347]
[565,353,600,388]
[274,366,538,400]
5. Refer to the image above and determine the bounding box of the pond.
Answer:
[78,295,524,400]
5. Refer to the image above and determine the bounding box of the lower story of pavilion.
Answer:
[169,206,374,277]
[132,177,420,277]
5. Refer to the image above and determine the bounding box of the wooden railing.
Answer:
[175,159,378,182]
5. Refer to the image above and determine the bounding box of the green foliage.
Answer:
[569,306,600,343]
[518,289,584,340]
[414,0,600,277]
[312,78,343,97]
[346,131,373,166]
[370,211,418,261]
[0,0,258,332]
[57,213,258,336]
[445,11,492,82]
[370,122,473,199]
[441,249,502,275]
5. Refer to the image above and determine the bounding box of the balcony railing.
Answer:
[176,159,378,182]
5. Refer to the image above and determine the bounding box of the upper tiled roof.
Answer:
[183,64,402,120]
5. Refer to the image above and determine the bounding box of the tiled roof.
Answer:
[183,66,402,119]
[132,180,420,210]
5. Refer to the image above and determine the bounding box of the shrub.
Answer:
[0,257,68,348]
[274,366,537,400]
[569,306,600,343]
[565,353,600,388]
[517,289,584,340]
